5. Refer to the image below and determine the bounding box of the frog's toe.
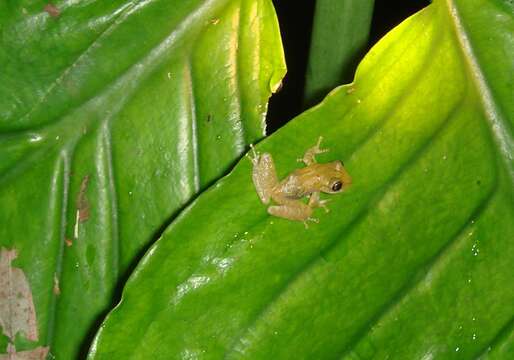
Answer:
[314,136,329,153]
[319,199,331,213]
[303,217,319,229]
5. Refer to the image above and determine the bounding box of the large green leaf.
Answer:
[89,0,514,358]
[0,0,285,358]
[304,0,375,106]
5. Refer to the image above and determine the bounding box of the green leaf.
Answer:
[0,0,285,358]
[304,0,375,107]
[89,0,514,358]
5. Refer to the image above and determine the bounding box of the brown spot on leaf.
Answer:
[65,238,72,247]
[77,175,90,223]
[52,274,60,296]
[0,248,39,342]
[0,345,49,359]
[43,3,60,17]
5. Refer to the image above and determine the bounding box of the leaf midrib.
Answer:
[445,0,514,183]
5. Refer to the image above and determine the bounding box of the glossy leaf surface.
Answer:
[0,0,285,358]
[89,0,514,358]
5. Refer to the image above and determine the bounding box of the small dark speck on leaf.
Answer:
[44,3,60,18]
[476,180,482,186]
[207,114,212,123]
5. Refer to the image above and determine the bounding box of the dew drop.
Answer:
[29,133,42,142]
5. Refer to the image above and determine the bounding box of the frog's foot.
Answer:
[303,217,319,229]
[299,136,329,165]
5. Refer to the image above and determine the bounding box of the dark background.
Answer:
[267,0,431,133]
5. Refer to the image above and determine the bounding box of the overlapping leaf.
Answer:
[0,0,285,357]
[89,0,514,358]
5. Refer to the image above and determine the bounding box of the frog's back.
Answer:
[277,165,325,199]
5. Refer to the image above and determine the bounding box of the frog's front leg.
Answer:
[298,136,329,166]
[268,198,319,228]
[308,191,331,213]
[249,145,279,204]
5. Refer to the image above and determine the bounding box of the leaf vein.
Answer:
[338,186,497,359]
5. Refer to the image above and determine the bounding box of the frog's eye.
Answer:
[331,181,343,192]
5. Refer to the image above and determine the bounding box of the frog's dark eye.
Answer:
[331,181,343,192]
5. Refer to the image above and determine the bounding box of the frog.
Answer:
[249,137,352,227]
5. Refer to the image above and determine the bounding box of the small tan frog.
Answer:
[249,137,352,227]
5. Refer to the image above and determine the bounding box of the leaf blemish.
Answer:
[53,274,60,296]
[1,344,50,360]
[0,249,51,358]
[77,175,91,222]
[0,248,39,343]
[74,175,90,239]
[43,3,60,18]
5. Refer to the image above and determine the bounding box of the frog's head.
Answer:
[320,160,352,194]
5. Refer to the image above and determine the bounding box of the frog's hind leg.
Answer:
[298,136,329,166]
[268,201,318,228]
[249,147,279,204]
